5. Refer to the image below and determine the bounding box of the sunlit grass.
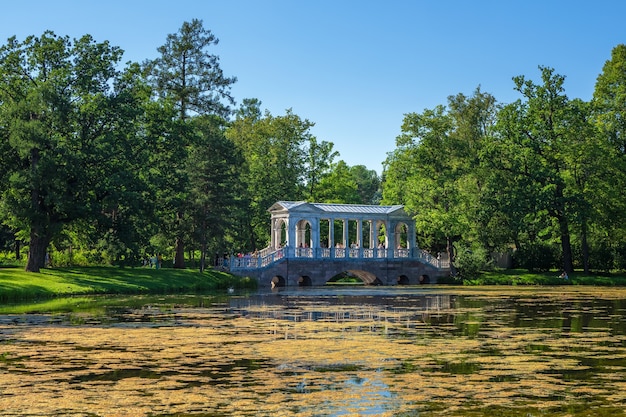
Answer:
[0,266,255,301]
[474,268,626,286]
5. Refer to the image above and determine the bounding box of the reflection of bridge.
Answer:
[226,201,451,287]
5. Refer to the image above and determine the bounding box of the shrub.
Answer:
[454,245,491,281]
[513,241,558,272]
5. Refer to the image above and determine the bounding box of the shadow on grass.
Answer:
[0,266,256,302]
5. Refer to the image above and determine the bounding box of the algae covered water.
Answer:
[1,286,626,416]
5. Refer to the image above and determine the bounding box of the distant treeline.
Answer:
[0,20,624,275]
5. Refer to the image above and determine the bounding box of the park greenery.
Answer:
[0,266,256,302]
[0,19,625,280]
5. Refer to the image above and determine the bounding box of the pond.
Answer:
[1,286,626,416]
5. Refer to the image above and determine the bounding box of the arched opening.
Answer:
[296,219,312,257]
[363,220,373,249]
[298,276,312,286]
[419,274,430,284]
[276,219,287,248]
[395,222,409,257]
[271,275,286,288]
[327,271,364,286]
[397,275,410,285]
[376,221,388,257]
[326,270,379,286]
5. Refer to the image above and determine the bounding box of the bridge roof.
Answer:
[270,201,408,216]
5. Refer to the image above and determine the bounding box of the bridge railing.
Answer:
[228,246,449,271]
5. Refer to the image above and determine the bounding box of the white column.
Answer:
[343,219,349,249]
[356,220,362,247]
[369,220,374,248]
[296,220,306,248]
[311,217,319,251]
[287,218,295,257]
[329,218,334,258]
[270,218,276,249]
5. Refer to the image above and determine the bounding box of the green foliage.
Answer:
[382,88,497,264]
[454,245,492,280]
[144,18,236,119]
[1,24,625,281]
[226,105,317,249]
[0,266,255,302]
[315,161,380,204]
[512,241,559,272]
[0,31,148,271]
[383,51,626,278]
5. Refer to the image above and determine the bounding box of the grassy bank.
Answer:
[0,266,256,302]
[3,265,625,303]
[460,268,626,286]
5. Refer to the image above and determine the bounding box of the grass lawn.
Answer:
[466,268,626,286]
[0,266,255,302]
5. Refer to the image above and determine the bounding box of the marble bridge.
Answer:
[226,201,450,287]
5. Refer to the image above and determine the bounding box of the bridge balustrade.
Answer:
[228,246,449,271]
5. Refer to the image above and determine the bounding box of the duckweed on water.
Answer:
[1,287,626,416]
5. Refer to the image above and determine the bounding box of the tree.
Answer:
[383,105,465,268]
[226,104,316,249]
[145,19,237,120]
[187,115,242,271]
[350,165,381,205]
[144,19,237,268]
[593,44,626,155]
[304,137,339,201]
[590,44,626,270]
[494,67,589,274]
[315,161,361,204]
[315,161,380,204]
[0,32,144,272]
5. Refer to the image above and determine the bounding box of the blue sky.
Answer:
[1,1,625,173]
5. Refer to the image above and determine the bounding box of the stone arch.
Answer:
[273,219,287,248]
[298,275,312,286]
[296,219,312,249]
[395,222,409,249]
[335,269,379,286]
[376,220,388,248]
[271,275,286,288]
[397,275,410,285]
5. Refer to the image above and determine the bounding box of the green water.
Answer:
[2,287,626,416]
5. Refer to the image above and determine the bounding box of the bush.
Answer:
[613,243,626,272]
[584,241,614,272]
[454,245,491,281]
[513,241,559,272]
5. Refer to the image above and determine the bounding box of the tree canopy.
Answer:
[1,24,624,277]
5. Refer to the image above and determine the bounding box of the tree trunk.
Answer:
[25,147,48,272]
[25,225,49,272]
[447,236,457,276]
[173,211,185,269]
[174,236,185,269]
[199,218,207,272]
[558,214,574,273]
[581,221,590,274]
[200,241,206,273]
[554,183,574,274]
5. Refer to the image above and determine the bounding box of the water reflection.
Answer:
[3,287,626,416]
[227,287,626,337]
